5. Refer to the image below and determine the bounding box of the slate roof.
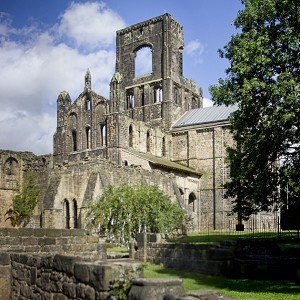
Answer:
[125,149,202,176]
[172,104,238,129]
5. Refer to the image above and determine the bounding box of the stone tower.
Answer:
[107,13,203,163]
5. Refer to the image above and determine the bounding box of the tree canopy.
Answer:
[5,171,40,227]
[210,0,300,219]
[86,184,184,244]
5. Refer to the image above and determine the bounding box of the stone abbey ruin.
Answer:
[0,13,276,231]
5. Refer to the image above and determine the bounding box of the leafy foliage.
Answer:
[5,171,40,227]
[210,0,300,219]
[86,184,184,243]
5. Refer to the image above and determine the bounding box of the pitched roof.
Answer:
[172,104,238,129]
[125,149,202,176]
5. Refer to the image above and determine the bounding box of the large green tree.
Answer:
[86,184,184,244]
[210,0,300,219]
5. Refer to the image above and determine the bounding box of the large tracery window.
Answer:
[135,46,152,77]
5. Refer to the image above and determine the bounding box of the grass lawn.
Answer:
[169,231,300,245]
[143,263,300,300]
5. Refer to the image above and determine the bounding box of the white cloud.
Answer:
[203,97,213,107]
[186,39,205,64]
[57,1,125,51]
[0,2,126,155]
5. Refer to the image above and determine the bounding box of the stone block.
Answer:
[74,262,90,283]
[33,228,47,237]
[22,237,38,246]
[97,244,107,260]
[39,237,56,246]
[128,278,184,300]
[89,263,112,291]
[53,254,81,275]
[46,229,62,238]
[18,228,34,236]
[0,265,11,300]
[0,252,10,265]
[63,282,77,299]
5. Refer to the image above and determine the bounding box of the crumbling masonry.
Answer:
[0,14,276,230]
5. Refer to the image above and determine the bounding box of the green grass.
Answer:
[106,246,128,253]
[169,231,300,244]
[143,263,300,300]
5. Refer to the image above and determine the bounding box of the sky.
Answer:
[0,0,243,155]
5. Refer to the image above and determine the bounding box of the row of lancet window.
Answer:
[126,87,163,109]
[129,125,166,157]
[64,199,78,229]
[71,124,106,151]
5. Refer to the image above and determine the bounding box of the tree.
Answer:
[86,184,184,244]
[5,171,40,227]
[210,0,300,220]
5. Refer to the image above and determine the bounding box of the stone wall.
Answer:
[0,252,142,300]
[134,233,300,280]
[0,228,105,259]
[0,151,50,228]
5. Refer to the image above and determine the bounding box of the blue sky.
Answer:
[0,0,243,154]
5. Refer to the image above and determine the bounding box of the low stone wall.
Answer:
[134,233,300,280]
[134,233,234,276]
[0,228,104,259]
[0,252,142,300]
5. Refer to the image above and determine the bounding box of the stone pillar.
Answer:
[0,252,11,300]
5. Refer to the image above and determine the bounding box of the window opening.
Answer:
[64,199,70,229]
[129,125,133,148]
[192,97,197,109]
[86,126,91,149]
[162,137,166,157]
[101,124,106,147]
[135,46,152,77]
[72,130,77,151]
[73,199,78,228]
[146,130,151,152]
[154,87,163,103]
[141,92,145,106]
[86,99,91,110]
[4,157,18,176]
[174,88,180,104]
[188,193,196,213]
[126,92,135,109]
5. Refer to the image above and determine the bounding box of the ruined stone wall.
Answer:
[0,228,104,259]
[0,252,142,300]
[0,151,50,228]
[43,156,194,229]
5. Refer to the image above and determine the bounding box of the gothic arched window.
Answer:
[135,46,152,77]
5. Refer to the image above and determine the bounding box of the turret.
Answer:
[85,69,91,91]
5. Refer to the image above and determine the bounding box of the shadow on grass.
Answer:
[144,264,300,299]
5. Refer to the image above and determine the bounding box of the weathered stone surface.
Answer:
[53,254,80,275]
[74,262,90,283]
[128,278,185,300]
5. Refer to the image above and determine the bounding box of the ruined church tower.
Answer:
[107,13,203,163]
